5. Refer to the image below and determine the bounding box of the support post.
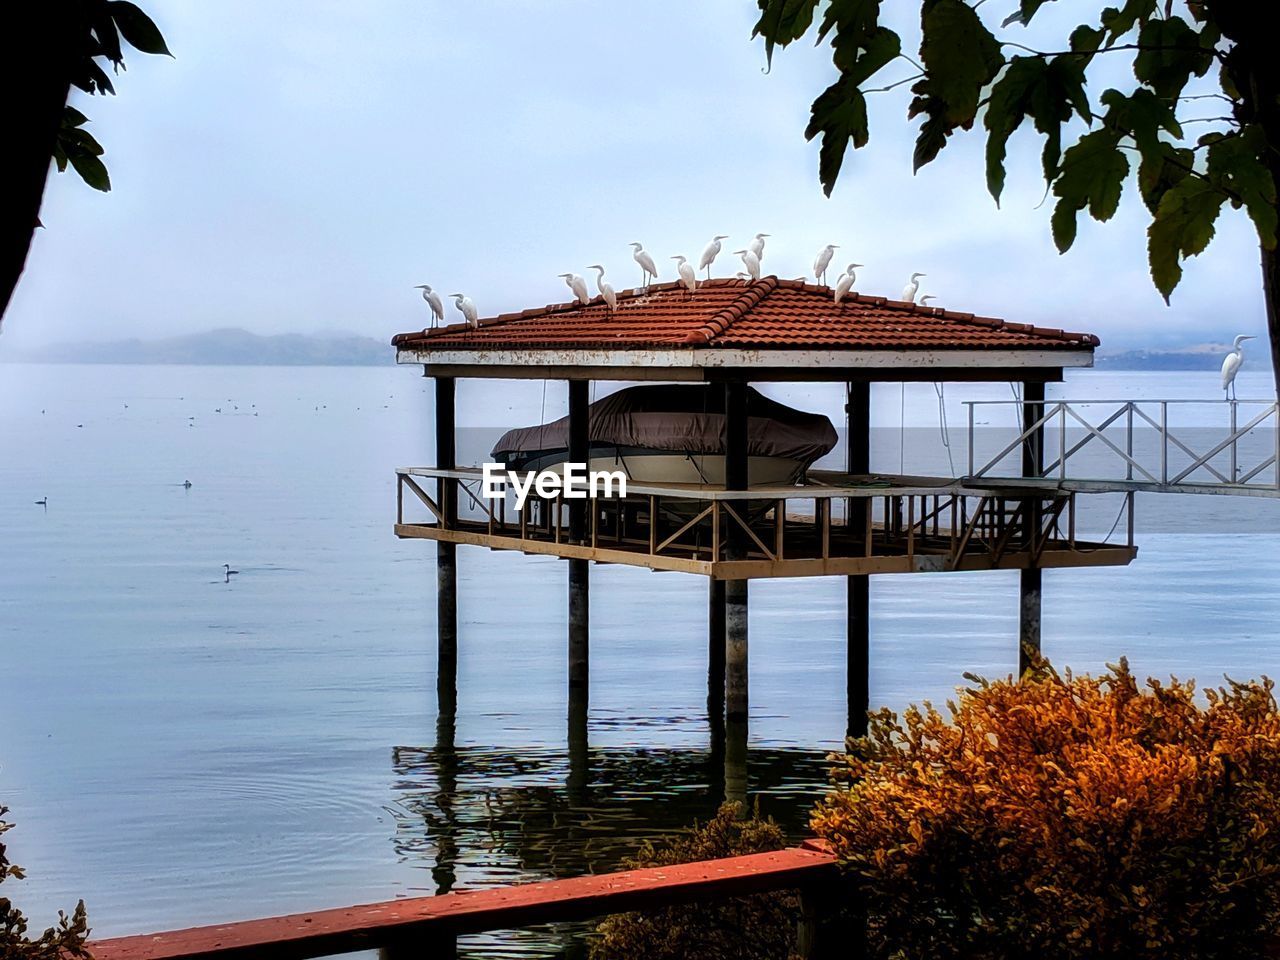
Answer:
[847,381,871,741]
[1019,380,1045,674]
[567,380,590,747]
[435,377,457,716]
[723,381,749,725]
[708,578,726,737]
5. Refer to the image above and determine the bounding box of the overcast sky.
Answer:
[1,0,1267,353]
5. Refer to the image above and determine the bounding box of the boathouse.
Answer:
[391,275,1135,762]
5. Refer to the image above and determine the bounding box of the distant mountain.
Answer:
[1094,343,1236,371]
[7,328,392,366]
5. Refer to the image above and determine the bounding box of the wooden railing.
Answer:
[89,843,844,960]
[394,467,1134,578]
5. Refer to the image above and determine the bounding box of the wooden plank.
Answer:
[90,848,839,960]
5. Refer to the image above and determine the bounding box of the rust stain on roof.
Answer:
[390,277,1099,352]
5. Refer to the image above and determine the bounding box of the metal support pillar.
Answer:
[1020,380,1045,674]
[567,380,590,746]
[435,376,457,715]
[846,381,871,740]
[724,381,749,725]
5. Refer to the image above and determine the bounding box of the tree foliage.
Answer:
[590,802,800,960]
[751,0,1279,313]
[1,806,91,960]
[811,661,1280,959]
[53,1,172,195]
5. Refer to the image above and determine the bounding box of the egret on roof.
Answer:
[559,272,589,305]
[813,245,838,286]
[902,272,926,303]
[450,293,479,329]
[414,284,445,327]
[734,248,761,283]
[587,264,617,312]
[672,255,697,294]
[698,235,729,281]
[631,242,658,290]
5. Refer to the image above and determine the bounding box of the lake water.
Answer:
[1,362,1277,957]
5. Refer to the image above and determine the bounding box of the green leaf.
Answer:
[913,110,949,173]
[68,152,112,192]
[805,75,870,195]
[984,57,1048,202]
[752,0,819,67]
[1100,0,1156,44]
[1099,88,1182,156]
[108,1,172,56]
[1069,24,1104,55]
[1050,128,1130,251]
[1018,0,1058,24]
[1205,127,1278,249]
[920,0,1004,125]
[1147,176,1226,298]
[816,0,881,45]
[92,8,123,64]
[1132,17,1215,99]
[86,59,116,95]
[63,105,89,128]
[832,25,900,82]
[1137,142,1194,215]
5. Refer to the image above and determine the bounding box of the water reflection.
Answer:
[388,733,831,957]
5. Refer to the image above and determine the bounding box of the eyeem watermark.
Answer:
[481,462,627,510]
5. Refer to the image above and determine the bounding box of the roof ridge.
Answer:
[681,276,780,345]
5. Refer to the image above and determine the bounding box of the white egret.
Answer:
[587,264,617,312]
[631,242,659,289]
[413,284,445,327]
[813,244,839,285]
[450,293,479,329]
[919,295,937,308]
[833,263,863,305]
[749,233,769,261]
[733,248,761,282]
[902,272,926,303]
[672,255,698,294]
[698,235,730,280]
[559,272,590,305]
[1221,334,1255,400]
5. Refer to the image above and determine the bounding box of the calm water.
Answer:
[1,363,1277,957]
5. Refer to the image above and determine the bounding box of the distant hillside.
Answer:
[9,328,392,365]
[1094,344,1237,371]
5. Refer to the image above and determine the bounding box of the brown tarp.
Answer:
[491,384,838,465]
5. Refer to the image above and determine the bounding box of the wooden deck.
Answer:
[394,468,1137,580]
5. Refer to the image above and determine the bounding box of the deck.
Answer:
[394,467,1137,579]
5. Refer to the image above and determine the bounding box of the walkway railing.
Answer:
[395,468,1135,578]
[966,399,1280,495]
[88,843,845,960]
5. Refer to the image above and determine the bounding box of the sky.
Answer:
[1,0,1268,353]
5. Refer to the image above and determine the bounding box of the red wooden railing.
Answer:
[89,842,842,960]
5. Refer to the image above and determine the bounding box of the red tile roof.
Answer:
[391,277,1098,352]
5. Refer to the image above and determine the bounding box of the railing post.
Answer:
[1230,400,1239,483]
[1125,402,1134,482]
[435,377,458,720]
[967,402,974,476]
[1161,401,1168,486]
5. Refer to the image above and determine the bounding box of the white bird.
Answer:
[902,272,926,303]
[919,294,937,308]
[698,235,730,280]
[413,284,445,327]
[749,233,770,261]
[587,264,617,312]
[733,248,761,283]
[631,242,658,290]
[813,244,839,285]
[450,293,479,329]
[833,263,863,305]
[559,272,590,305]
[1222,334,1255,400]
[672,255,697,294]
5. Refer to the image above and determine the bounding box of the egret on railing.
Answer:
[1222,334,1255,401]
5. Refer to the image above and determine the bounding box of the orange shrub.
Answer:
[812,660,1280,959]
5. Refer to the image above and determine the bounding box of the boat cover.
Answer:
[491,384,838,465]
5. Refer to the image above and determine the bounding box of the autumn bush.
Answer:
[813,660,1280,959]
[590,801,799,960]
[1,806,90,960]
